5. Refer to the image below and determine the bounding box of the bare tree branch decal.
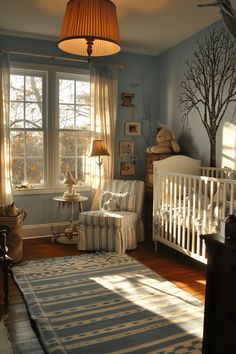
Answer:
[179,28,236,166]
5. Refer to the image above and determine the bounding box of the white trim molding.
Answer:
[22,222,73,239]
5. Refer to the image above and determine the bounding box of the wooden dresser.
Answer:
[145,153,173,195]
[144,153,172,241]
[201,234,236,354]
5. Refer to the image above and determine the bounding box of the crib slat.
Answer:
[192,177,197,254]
[173,175,177,243]
[153,164,236,265]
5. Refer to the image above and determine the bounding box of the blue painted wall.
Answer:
[154,20,236,166]
[2,19,235,226]
[1,34,158,224]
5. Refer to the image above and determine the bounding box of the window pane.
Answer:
[10,102,24,128]
[76,81,90,104]
[59,79,74,104]
[26,159,44,184]
[25,103,43,128]
[12,158,24,185]
[75,105,90,129]
[26,76,42,102]
[10,70,45,188]
[59,104,75,129]
[59,132,75,156]
[26,132,44,157]
[76,132,91,155]
[10,75,24,101]
[77,157,86,182]
[10,131,25,157]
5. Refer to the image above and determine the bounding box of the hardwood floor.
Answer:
[0,237,206,353]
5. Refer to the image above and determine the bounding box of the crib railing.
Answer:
[153,167,236,264]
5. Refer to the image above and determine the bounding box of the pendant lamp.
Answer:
[58,0,120,58]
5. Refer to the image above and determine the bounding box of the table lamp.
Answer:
[90,140,109,182]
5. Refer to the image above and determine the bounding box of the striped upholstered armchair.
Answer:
[78,179,145,253]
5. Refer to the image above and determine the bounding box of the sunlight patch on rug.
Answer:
[12,252,203,353]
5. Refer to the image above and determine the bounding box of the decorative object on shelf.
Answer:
[146,127,180,154]
[121,92,135,107]
[124,121,141,136]
[63,170,80,201]
[179,28,236,167]
[58,0,120,58]
[90,139,110,181]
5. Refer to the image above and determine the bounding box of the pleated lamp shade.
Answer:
[58,0,120,57]
[90,140,110,157]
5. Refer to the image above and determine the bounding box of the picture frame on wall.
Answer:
[124,121,141,136]
[119,141,135,157]
[120,160,136,176]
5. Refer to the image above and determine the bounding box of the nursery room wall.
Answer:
[1,34,157,228]
[154,20,236,168]
[2,17,235,231]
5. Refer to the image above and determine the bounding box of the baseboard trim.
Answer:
[22,222,70,239]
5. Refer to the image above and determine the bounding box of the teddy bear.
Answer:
[146,127,180,154]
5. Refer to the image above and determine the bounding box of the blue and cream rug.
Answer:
[12,253,203,353]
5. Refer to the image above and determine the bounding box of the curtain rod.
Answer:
[5,49,126,69]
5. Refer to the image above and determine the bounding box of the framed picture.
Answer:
[119,141,135,157]
[124,121,141,136]
[121,92,135,107]
[120,160,136,176]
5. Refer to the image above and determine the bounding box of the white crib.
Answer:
[153,155,236,264]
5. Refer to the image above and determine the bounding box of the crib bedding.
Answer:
[153,156,236,264]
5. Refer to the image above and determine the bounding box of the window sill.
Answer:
[13,185,91,196]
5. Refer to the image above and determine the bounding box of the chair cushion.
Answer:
[102,197,121,211]
[101,191,134,212]
[79,210,139,227]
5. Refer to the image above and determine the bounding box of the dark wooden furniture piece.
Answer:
[145,153,173,195]
[201,234,236,354]
[145,153,173,242]
[0,229,13,305]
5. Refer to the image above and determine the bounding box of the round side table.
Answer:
[52,195,88,244]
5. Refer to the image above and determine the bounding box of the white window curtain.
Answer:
[0,52,13,206]
[89,62,118,209]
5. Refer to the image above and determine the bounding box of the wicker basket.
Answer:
[0,210,27,263]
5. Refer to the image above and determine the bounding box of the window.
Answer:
[10,70,46,188]
[222,122,236,169]
[56,73,91,184]
[10,65,91,191]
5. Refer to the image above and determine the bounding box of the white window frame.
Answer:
[55,71,91,188]
[10,62,91,195]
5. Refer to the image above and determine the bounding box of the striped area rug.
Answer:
[12,253,203,353]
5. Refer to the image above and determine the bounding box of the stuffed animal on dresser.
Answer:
[146,127,180,154]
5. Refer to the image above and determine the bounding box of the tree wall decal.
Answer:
[179,28,236,167]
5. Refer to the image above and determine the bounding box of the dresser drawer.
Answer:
[145,153,173,192]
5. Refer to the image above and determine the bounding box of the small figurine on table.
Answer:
[63,170,80,200]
